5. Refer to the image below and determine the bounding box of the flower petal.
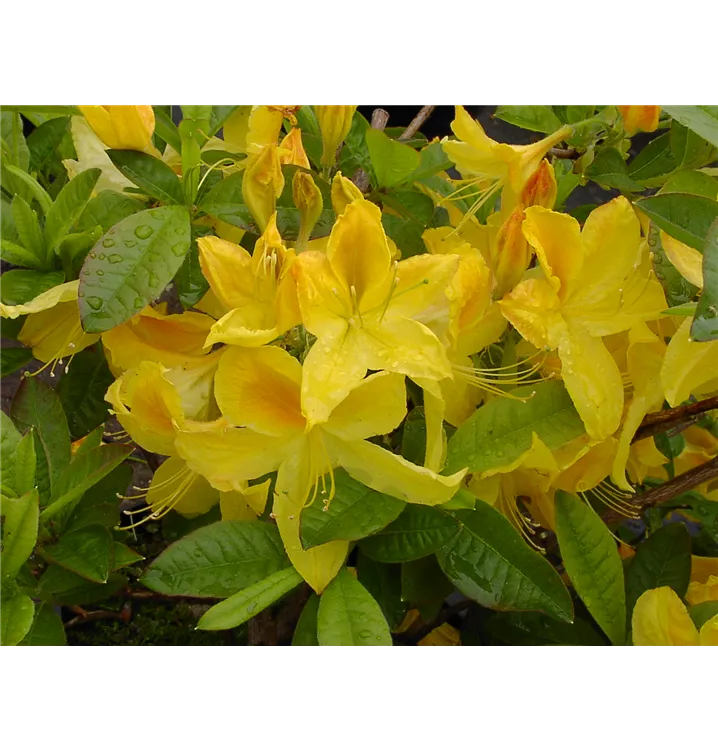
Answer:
[662,318,718,406]
[146,457,218,518]
[196,235,255,312]
[661,232,704,288]
[1,280,80,318]
[632,587,699,645]
[18,301,99,362]
[699,615,718,645]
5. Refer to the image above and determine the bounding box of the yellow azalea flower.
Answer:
[292,171,323,251]
[78,105,155,152]
[173,346,466,592]
[441,106,571,214]
[673,426,718,479]
[242,144,285,232]
[279,128,311,169]
[331,171,363,216]
[686,575,718,606]
[223,106,297,156]
[293,198,459,424]
[632,587,718,645]
[618,106,661,136]
[418,623,461,646]
[197,214,301,347]
[500,197,667,440]
[1,280,100,375]
[626,437,669,485]
[314,106,357,168]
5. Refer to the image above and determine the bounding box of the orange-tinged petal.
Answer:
[632,587,699,645]
[520,159,557,209]
[418,623,461,646]
[279,128,310,169]
[323,371,407,442]
[215,345,305,436]
[618,106,660,136]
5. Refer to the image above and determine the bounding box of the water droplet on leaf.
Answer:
[102,237,116,248]
[134,225,154,240]
[108,254,123,264]
[86,296,103,310]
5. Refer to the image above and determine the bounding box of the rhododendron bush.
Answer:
[2,104,718,646]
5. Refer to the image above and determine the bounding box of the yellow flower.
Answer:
[279,128,311,169]
[618,106,661,136]
[632,587,717,645]
[173,345,466,592]
[293,198,458,424]
[197,214,301,348]
[292,171,323,251]
[223,106,297,156]
[78,105,155,152]
[500,197,667,440]
[314,106,357,168]
[242,144,285,232]
[331,171,363,216]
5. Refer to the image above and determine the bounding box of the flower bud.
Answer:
[331,171,363,215]
[314,106,357,167]
[280,128,311,169]
[78,105,155,151]
[520,160,557,209]
[618,106,661,135]
[494,208,530,298]
[292,171,323,251]
[242,145,285,232]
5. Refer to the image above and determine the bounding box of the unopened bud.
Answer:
[314,106,357,168]
[494,209,530,297]
[618,106,660,136]
[292,171,323,251]
[331,171,363,216]
[242,144,285,232]
[78,105,155,151]
[520,159,557,210]
[280,128,310,169]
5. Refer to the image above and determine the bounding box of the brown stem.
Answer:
[399,106,436,141]
[65,603,132,628]
[119,587,220,603]
[549,147,579,159]
[352,108,390,193]
[632,396,718,444]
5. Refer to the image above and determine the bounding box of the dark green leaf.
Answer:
[628,133,677,186]
[646,222,698,307]
[437,504,573,623]
[12,194,46,262]
[689,601,718,629]
[153,106,182,153]
[38,565,126,605]
[58,345,114,438]
[1,347,33,377]
[0,593,35,646]
[197,567,303,631]
[141,520,289,598]
[107,150,184,205]
[58,228,103,277]
[300,468,405,549]
[111,542,144,570]
[27,117,70,172]
[199,171,256,232]
[19,602,66,645]
[11,377,71,502]
[78,205,191,332]
[317,568,392,646]
[484,610,605,646]
[555,491,626,643]
[62,463,131,534]
[366,129,420,188]
[356,551,406,630]
[691,219,718,341]
[445,380,586,474]
[662,106,718,150]
[44,169,101,252]
[78,190,146,233]
[401,555,453,607]
[400,407,427,465]
[42,524,114,583]
[586,148,643,191]
[635,192,718,251]
[176,238,210,308]
[495,106,563,134]
[292,594,320,645]
[359,505,460,563]
[1,489,39,579]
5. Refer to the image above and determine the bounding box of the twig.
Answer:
[632,396,718,444]
[352,108,390,193]
[65,603,132,628]
[549,147,579,159]
[119,587,220,604]
[399,106,436,141]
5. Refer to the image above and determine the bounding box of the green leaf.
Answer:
[41,524,114,583]
[199,171,257,231]
[646,221,698,307]
[1,238,45,270]
[1,112,30,170]
[0,411,21,466]
[27,116,70,172]
[8,431,37,497]
[112,541,145,571]
[661,170,718,199]
[43,168,101,253]
[11,377,71,502]
[554,159,582,209]
[585,148,643,191]
[484,610,605,646]
[38,565,126,605]
[153,107,182,153]
[317,568,392,646]
[141,520,289,598]
[300,469,405,549]
[495,106,563,133]
[19,602,66,645]
[691,219,718,341]
[366,129,421,188]
[359,504,460,563]
[409,142,453,182]
[625,523,691,617]
[0,593,35,646]
[445,380,586,475]
[635,192,718,251]
[437,505,573,623]
[401,555,453,608]
[0,269,65,305]
[58,228,103,278]
[0,347,34,377]
[628,133,677,187]
[209,106,240,137]
[662,106,718,150]
[689,601,718,629]
[41,443,133,522]
[670,121,717,170]
[292,594,320,645]
[12,194,46,263]
[78,190,146,233]
[78,205,191,333]
[356,550,406,630]
[400,407,427,465]
[555,491,626,643]
[57,346,114,438]
[1,489,39,579]
[175,238,210,308]
[3,164,53,215]
[197,567,303,631]
[107,150,185,205]
[62,463,131,534]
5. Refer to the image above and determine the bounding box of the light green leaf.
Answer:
[10,430,36,497]
[300,468,405,550]
[44,168,101,253]
[107,150,184,205]
[1,112,30,170]
[635,192,718,251]
[78,190,146,233]
[366,129,421,188]
[19,602,66,645]
[12,194,46,263]
[3,164,53,215]
[197,567,303,631]
[0,269,65,305]
[292,594,320,645]
[41,524,115,583]
[444,380,586,475]
[1,489,39,579]
[1,238,44,270]
[359,504,460,563]
[670,121,717,170]
[661,170,718,200]
[555,491,626,644]
[691,219,718,341]
[437,505,574,623]
[1,411,21,466]
[409,142,453,182]
[317,568,392,646]
[78,205,191,333]
[663,106,718,150]
[495,106,563,134]
[142,520,289,598]
[0,593,35,646]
